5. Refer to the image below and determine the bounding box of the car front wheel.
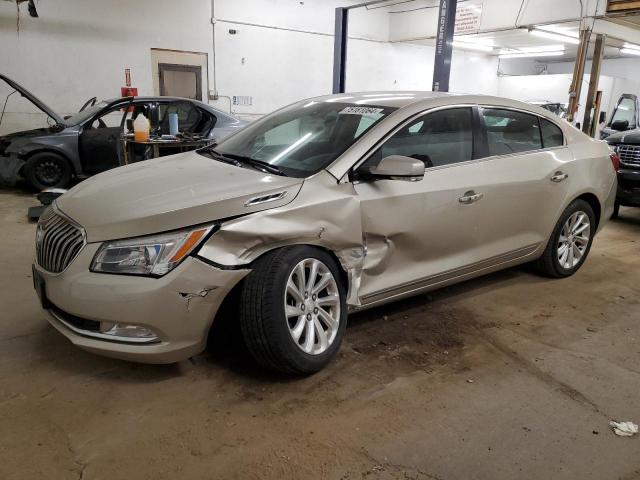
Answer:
[535,199,595,278]
[239,246,347,374]
[23,152,72,190]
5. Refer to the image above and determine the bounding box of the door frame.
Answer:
[158,63,203,101]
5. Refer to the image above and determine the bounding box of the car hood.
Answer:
[0,74,64,125]
[56,152,304,242]
[606,129,640,144]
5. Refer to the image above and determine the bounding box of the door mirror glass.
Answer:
[367,155,425,181]
[611,119,629,132]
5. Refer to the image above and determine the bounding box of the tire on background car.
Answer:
[239,245,348,374]
[611,201,620,220]
[535,199,596,278]
[23,152,72,191]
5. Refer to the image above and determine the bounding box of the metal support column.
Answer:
[582,34,606,136]
[432,0,458,92]
[332,7,349,94]
[567,28,591,125]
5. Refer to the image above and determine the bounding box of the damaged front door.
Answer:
[353,107,484,303]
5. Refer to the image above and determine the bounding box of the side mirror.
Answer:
[368,155,425,181]
[599,111,607,124]
[612,119,629,132]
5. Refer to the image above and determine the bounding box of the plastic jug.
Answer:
[133,113,150,142]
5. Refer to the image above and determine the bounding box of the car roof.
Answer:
[100,96,238,121]
[302,91,569,122]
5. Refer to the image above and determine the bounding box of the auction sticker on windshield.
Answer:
[339,106,384,115]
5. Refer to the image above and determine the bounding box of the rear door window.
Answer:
[540,118,564,148]
[157,101,205,134]
[482,108,542,156]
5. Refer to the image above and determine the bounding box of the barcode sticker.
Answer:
[339,106,384,115]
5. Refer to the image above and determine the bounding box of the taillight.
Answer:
[610,152,620,172]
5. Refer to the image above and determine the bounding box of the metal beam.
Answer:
[567,28,591,125]
[582,34,606,137]
[332,7,349,94]
[432,0,458,92]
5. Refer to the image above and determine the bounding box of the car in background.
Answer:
[528,100,568,119]
[0,74,247,190]
[600,93,639,140]
[33,92,617,374]
[605,128,640,218]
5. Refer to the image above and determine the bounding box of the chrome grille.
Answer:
[616,144,640,167]
[36,208,85,273]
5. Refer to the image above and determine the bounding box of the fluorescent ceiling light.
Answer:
[517,44,564,53]
[530,29,580,45]
[452,41,494,52]
[621,48,640,56]
[623,42,640,51]
[452,36,495,46]
[499,51,565,59]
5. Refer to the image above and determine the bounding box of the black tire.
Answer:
[535,199,596,278]
[23,152,72,191]
[612,201,620,220]
[239,246,348,374]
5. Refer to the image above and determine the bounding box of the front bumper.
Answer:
[34,243,250,363]
[616,168,640,207]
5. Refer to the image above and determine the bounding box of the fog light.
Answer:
[100,322,159,341]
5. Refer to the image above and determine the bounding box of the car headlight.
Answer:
[91,225,215,277]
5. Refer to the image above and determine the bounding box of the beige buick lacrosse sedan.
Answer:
[33,92,617,373]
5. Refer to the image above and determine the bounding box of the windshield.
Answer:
[64,101,110,126]
[206,101,396,177]
[610,97,637,128]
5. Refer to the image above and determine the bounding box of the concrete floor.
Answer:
[1,189,640,480]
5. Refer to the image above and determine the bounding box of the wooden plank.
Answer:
[608,0,640,12]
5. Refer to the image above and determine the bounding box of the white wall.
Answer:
[0,0,213,134]
[0,0,500,134]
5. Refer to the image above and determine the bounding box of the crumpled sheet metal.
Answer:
[198,172,366,306]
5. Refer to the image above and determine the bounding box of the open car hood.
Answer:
[56,151,304,242]
[0,74,64,125]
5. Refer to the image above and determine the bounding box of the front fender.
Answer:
[197,172,366,306]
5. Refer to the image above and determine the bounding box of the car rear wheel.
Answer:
[239,246,347,374]
[23,152,72,191]
[535,199,595,278]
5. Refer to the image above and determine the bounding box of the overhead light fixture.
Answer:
[621,48,640,56]
[499,51,565,59]
[623,42,640,51]
[530,29,580,45]
[452,41,494,52]
[517,44,565,53]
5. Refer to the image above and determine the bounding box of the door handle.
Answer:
[550,171,568,183]
[458,190,484,205]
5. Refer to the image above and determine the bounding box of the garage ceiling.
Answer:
[408,16,640,63]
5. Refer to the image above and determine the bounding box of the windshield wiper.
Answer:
[224,153,286,176]
[201,147,286,176]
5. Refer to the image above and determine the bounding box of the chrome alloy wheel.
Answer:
[557,211,591,269]
[284,258,341,355]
